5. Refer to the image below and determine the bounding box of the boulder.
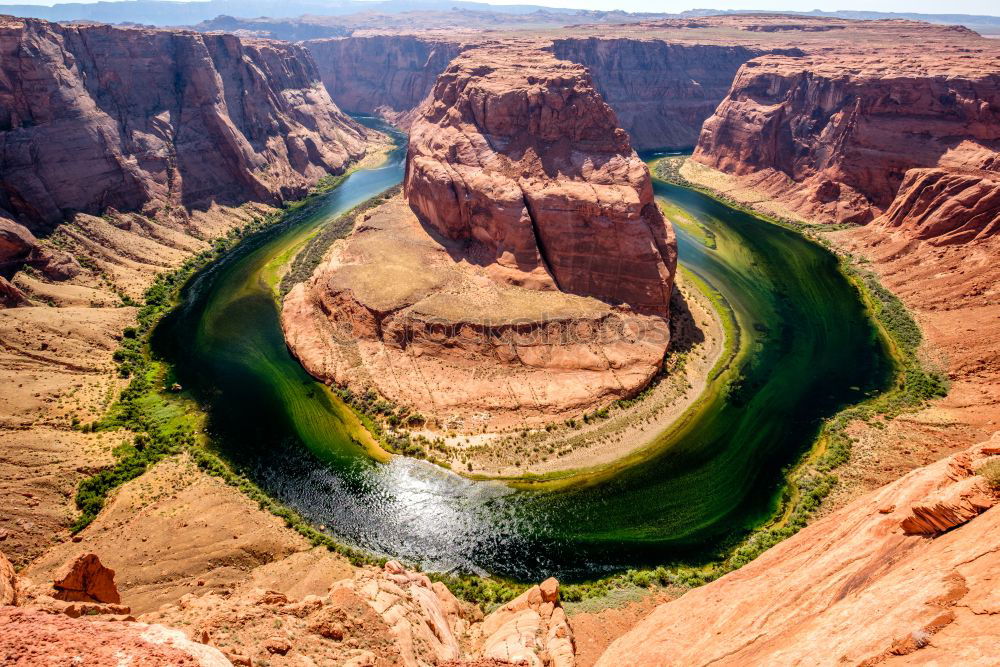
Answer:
[51,554,121,604]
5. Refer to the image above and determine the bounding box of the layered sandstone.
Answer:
[692,53,1000,228]
[306,35,464,128]
[405,46,676,317]
[596,435,1000,666]
[550,39,774,150]
[284,46,675,430]
[0,16,367,236]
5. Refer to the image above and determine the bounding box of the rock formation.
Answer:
[0,551,16,606]
[405,46,676,317]
[595,435,1000,665]
[143,559,573,666]
[283,45,676,429]
[550,39,776,150]
[470,577,574,667]
[692,53,1000,231]
[307,35,464,128]
[0,16,367,236]
[51,553,121,604]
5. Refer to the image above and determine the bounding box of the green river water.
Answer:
[152,124,893,581]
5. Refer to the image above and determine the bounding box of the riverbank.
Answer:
[661,156,961,519]
[418,269,728,478]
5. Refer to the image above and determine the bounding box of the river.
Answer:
[152,122,893,582]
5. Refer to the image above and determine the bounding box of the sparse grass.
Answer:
[979,459,1000,490]
[278,184,402,296]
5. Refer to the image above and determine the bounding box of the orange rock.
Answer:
[594,439,1000,666]
[0,550,17,606]
[406,45,676,318]
[51,553,121,604]
[0,607,231,666]
[474,577,574,667]
[900,476,995,535]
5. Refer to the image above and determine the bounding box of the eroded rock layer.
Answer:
[405,45,676,317]
[693,54,1000,234]
[596,434,1000,666]
[284,46,675,429]
[0,16,368,234]
[306,35,464,128]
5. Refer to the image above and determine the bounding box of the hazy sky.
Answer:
[6,0,998,17]
[494,0,999,14]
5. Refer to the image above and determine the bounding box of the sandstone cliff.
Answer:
[693,53,1000,233]
[0,16,367,236]
[283,45,676,431]
[596,434,1000,665]
[306,35,464,128]
[550,38,774,151]
[405,45,676,317]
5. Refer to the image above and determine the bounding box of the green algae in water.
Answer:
[151,128,893,582]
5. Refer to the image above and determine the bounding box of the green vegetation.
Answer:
[279,184,402,296]
[979,459,1000,490]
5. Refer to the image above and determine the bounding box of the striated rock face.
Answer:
[550,38,775,151]
[0,16,367,235]
[306,35,463,128]
[875,167,1000,244]
[693,54,1000,230]
[405,46,676,317]
[285,46,675,429]
[595,435,1000,666]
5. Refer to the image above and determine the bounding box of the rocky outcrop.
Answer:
[143,559,572,667]
[550,38,773,151]
[692,54,1000,229]
[306,35,463,127]
[595,435,1000,666]
[406,45,676,317]
[471,577,574,667]
[0,550,16,606]
[0,212,79,285]
[51,553,121,604]
[0,607,232,666]
[284,46,675,430]
[0,17,367,235]
[875,167,1000,244]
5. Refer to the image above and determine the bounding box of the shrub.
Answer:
[979,459,1000,490]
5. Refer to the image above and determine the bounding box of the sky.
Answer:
[5,0,998,18]
[491,0,1000,14]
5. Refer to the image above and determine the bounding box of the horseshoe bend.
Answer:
[281,46,678,435]
[1,7,1000,667]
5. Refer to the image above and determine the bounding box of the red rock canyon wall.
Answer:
[693,54,1000,237]
[0,17,367,236]
[306,35,464,128]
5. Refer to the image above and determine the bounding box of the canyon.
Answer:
[1,9,1000,667]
